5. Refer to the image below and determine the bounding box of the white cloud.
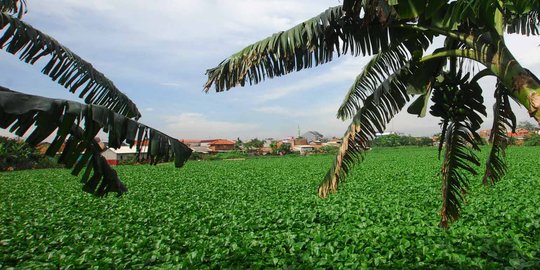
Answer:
[256,58,368,103]
[163,113,258,139]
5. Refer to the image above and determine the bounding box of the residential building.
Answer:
[102,145,147,165]
[208,139,235,152]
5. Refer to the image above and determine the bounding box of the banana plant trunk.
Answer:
[490,44,540,124]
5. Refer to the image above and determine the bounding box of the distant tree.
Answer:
[234,137,243,151]
[518,121,537,131]
[243,138,264,152]
[278,143,292,154]
[205,0,540,227]
[524,134,540,146]
[416,137,434,147]
[316,145,339,155]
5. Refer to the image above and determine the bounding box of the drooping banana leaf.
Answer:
[438,121,481,228]
[429,71,486,228]
[0,86,192,196]
[338,32,432,120]
[0,12,141,119]
[504,0,540,36]
[204,4,431,93]
[319,62,412,197]
[483,84,517,186]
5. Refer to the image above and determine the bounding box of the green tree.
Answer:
[243,138,264,152]
[0,1,192,196]
[518,120,537,131]
[524,133,540,146]
[234,137,243,151]
[204,0,540,227]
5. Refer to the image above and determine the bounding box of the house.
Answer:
[208,139,235,152]
[102,145,147,165]
[508,128,531,139]
[293,145,315,155]
[293,137,308,146]
[180,139,202,147]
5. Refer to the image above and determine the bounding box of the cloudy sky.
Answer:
[1,1,539,140]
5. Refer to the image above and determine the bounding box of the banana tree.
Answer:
[0,0,192,196]
[205,0,540,227]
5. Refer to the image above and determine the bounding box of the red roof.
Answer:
[208,139,235,145]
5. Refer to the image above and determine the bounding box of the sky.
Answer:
[1,0,540,141]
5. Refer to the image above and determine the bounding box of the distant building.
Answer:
[293,145,315,155]
[208,139,235,152]
[102,146,147,165]
[180,139,202,147]
[301,131,324,143]
[179,139,235,153]
[508,128,531,139]
[293,138,308,146]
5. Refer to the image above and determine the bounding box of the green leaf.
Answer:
[0,12,141,119]
[0,86,192,196]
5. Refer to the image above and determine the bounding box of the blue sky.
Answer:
[1,0,540,141]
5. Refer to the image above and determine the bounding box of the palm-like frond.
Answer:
[204,5,429,93]
[504,0,540,36]
[483,84,517,186]
[506,9,540,36]
[429,71,486,228]
[318,64,411,198]
[337,32,432,120]
[0,13,142,119]
[0,0,26,18]
[439,121,481,228]
[0,86,192,196]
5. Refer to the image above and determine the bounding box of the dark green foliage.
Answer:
[371,134,433,147]
[319,62,412,197]
[205,0,540,227]
[270,142,291,155]
[243,138,264,152]
[483,86,516,186]
[0,87,192,196]
[524,133,540,146]
[314,145,339,155]
[518,121,537,131]
[1,148,539,268]
[0,1,191,196]
[0,136,42,170]
[430,71,487,228]
[0,11,141,118]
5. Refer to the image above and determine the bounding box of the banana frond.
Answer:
[0,0,26,18]
[483,84,517,186]
[204,5,429,93]
[439,121,481,228]
[0,13,141,119]
[318,65,411,198]
[0,86,192,196]
[337,32,432,120]
[504,0,540,36]
[429,71,486,228]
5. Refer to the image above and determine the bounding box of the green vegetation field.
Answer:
[1,147,539,269]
